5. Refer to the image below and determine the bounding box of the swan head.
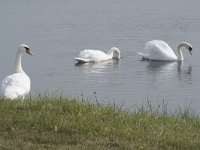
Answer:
[18,44,33,56]
[111,47,121,59]
[178,42,192,55]
[189,46,192,55]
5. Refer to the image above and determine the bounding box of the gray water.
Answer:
[0,0,200,112]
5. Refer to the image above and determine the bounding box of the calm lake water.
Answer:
[0,0,200,112]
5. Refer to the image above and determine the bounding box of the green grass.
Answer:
[0,96,200,150]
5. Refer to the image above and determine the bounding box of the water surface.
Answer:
[0,0,200,112]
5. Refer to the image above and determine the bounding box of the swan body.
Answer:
[137,40,192,61]
[1,44,33,100]
[75,47,120,63]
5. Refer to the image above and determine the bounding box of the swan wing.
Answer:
[1,73,31,99]
[145,40,177,61]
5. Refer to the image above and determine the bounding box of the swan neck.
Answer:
[107,49,114,56]
[107,48,120,59]
[177,44,184,61]
[15,51,24,73]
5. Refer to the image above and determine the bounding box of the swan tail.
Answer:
[75,57,91,63]
[137,52,150,60]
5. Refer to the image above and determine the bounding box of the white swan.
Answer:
[137,40,192,61]
[75,47,120,63]
[1,44,33,100]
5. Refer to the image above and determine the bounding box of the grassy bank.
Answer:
[0,96,200,150]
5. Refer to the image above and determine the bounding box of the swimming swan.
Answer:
[1,44,33,100]
[75,47,120,63]
[137,40,192,61]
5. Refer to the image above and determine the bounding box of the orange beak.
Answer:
[189,47,192,55]
[26,49,33,56]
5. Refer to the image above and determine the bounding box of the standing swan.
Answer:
[137,40,192,61]
[75,47,120,63]
[1,44,33,100]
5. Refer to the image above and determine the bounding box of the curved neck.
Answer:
[177,44,184,61]
[15,51,24,73]
[107,48,120,59]
[107,49,114,57]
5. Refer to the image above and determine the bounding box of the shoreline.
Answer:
[0,96,199,149]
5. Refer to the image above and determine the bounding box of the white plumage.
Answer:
[1,44,33,100]
[75,47,120,63]
[137,40,192,61]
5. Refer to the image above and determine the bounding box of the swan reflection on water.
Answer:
[144,60,192,75]
[138,60,193,90]
[75,59,120,74]
[177,61,192,75]
[142,60,193,84]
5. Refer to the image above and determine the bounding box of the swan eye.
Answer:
[24,47,29,50]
